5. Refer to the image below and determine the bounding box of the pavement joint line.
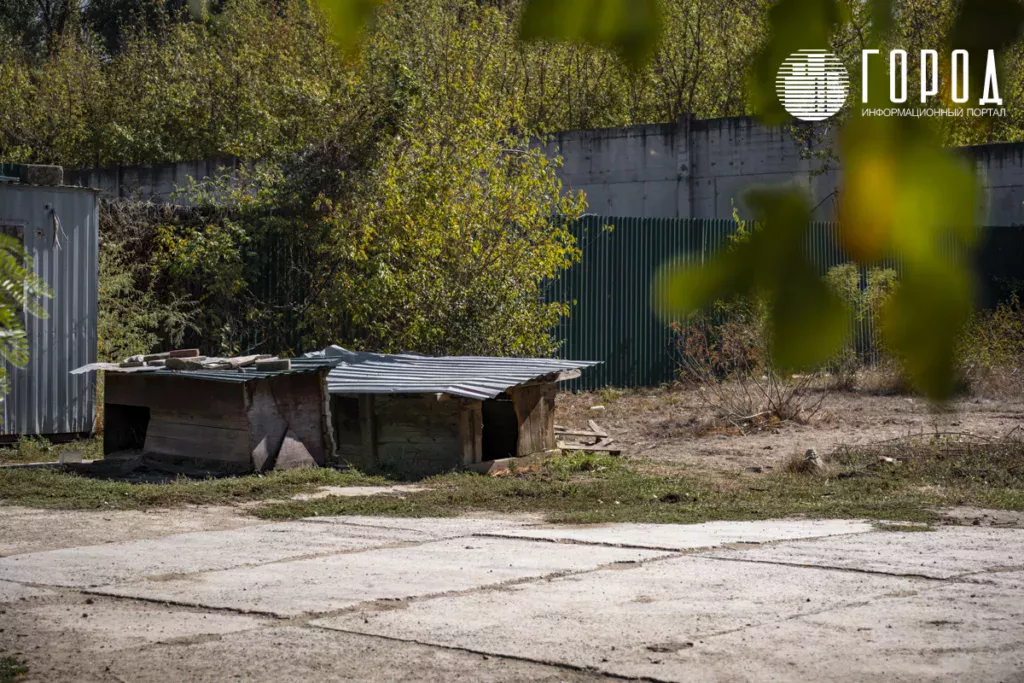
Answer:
[79,546,682,621]
[469,526,877,554]
[304,622,671,683]
[690,552,1024,581]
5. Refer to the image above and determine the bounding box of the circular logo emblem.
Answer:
[776,49,849,121]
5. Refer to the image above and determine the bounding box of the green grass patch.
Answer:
[0,437,102,465]
[254,440,1024,523]
[2,438,1022,525]
[0,467,387,510]
[0,655,27,683]
[873,523,936,532]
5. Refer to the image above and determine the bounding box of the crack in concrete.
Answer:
[80,543,680,620]
[691,553,983,581]
[304,622,672,683]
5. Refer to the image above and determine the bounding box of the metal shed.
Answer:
[0,167,99,438]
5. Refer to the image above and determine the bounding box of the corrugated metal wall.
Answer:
[546,216,985,392]
[0,185,98,436]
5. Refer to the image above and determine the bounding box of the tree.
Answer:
[0,234,51,396]
[305,93,587,355]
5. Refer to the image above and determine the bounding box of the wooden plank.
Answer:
[554,428,602,438]
[460,400,483,466]
[509,382,557,457]
[556,440,621,455]
[150,408,247,431]
[587,420,608,437]
[106,373,245,416]
[245,382,288,471]
[143,418,250,464]
[468,449,560,475]
[262,373,328,466]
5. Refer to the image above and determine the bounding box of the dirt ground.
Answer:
[555,386,1024,474]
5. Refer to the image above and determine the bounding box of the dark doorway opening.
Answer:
[481,393,518,461]
[103,404,150,454]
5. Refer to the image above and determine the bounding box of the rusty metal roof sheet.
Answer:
[309,347,600,400]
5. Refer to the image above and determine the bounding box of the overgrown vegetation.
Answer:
[958,294,1024,398]
[0,437,101,465]
[670,261,1022,427]
[0,234,50,395]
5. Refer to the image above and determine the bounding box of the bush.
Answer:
[670,297,827,423]
[957,294,1024,397]
[823,263,898,388]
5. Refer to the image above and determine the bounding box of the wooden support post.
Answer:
[509,382,557,457]
[459,400,483,465]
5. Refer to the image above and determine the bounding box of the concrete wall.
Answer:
[542,116,1024,226]
[64,117,1024,225]
[66,156,238,206]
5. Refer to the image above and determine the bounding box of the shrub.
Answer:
[824,263,898,388]
[670,297,827,423]
[957,294,1024,397]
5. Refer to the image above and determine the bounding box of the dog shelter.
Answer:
[75,347,598,476]
[313,347,599,476]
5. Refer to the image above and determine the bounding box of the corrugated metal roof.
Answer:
[310,347,600,400]
[71,356,341,383]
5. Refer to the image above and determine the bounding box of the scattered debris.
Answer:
[556,420,620,455]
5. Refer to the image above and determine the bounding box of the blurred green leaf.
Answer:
[839,112,978,399]
[881,263,973,400]
[518,0,663,69]
[747,0,840,123]
[317,0,382,54]
[654,187,848,371]
[839,117,977,261]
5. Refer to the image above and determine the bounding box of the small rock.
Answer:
[590,405,606,411]
[804,448,824,473]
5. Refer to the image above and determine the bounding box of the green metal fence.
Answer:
[545,216,1015,392]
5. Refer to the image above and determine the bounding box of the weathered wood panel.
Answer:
[509,382,557,457]
[105,373,244,416]
[245,372,329,470]
[459,400,483,465]
[373,395,462,477]
[246,382,288,471]
[144,411,250,466]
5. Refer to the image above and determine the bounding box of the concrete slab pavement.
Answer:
[700,526,1024,579]
[479,518,874,550]
[92,536,668,617]
[101,626,603,683]
[314,554,940,680]
[0,520,443,587]
[1,512,1022,682]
